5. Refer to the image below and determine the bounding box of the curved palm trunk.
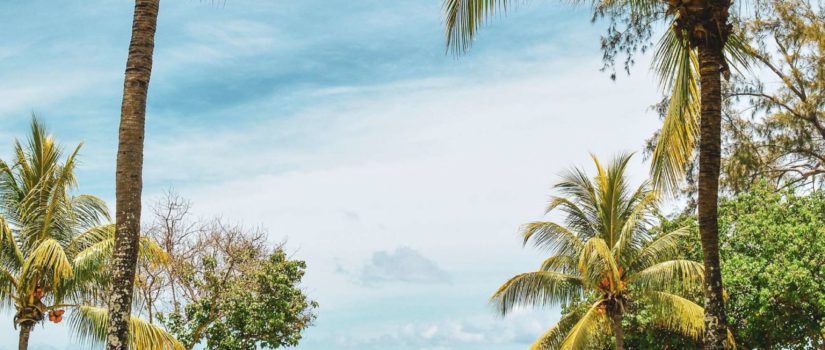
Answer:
[611,311,624,350]
[697,41,729,350]
[18,323,32,350]
[106,1,160,349]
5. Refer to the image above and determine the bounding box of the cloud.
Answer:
[357,247,451,285]
[330,310,555,349]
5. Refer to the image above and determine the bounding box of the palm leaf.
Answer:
[629,226,691,272]
[522,221,583,256]
[642,291,704,340]
[0,216,23,270]
[491,271,582,315]
[529,309,582,350]
[444,0,512,54]
[21,238,73,289]
[69,305,185,350]
[558,300,607,350]
[577,237,620,290]
[630,259,703,294]
[539,255,579,274]
[650,25,700,194]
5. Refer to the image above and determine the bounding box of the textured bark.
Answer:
[611,311,624,350]
[106,1,160,349]
[18,323,32,350]
[697,35,730,350]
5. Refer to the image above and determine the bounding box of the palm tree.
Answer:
[0,119,183,350]
[108,1,160,349]
[444,2,753,347]
[491,154,705,350]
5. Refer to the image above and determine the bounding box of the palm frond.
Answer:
[21,238,73,289]
[0,265,18,310]
[558,300,608,350]
[577,237,620,290]
[539,255,579,274]
[630,259,703,294]
[72,234,167,286]
[491,271,582,316]
[642,291,704,340]
[67,224,115,256]
[650,25,700,194]
[629,226,691,272]
[521,221,583,256]
[444,0,513,54]
[0,216,23,270]
[529,309,582,350]
[546,197,599,241]
[724,31,754,76]
[613,190,657,264]
[69,305,185,350]
[70,195,110,232]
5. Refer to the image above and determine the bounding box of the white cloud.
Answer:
[329,310,556,349]
[351,246,451,285]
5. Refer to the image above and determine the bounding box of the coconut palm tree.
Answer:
[108,1,160,349]
[0,118,183,350]
[491,154,705,350]
[445,2,754,347]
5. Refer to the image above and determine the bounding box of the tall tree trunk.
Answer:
[18,323,32,350]
[106,1,160,349]
[611,311,624,350]
[697,38,729,350]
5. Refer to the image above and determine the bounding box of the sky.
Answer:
[0,1,666,349]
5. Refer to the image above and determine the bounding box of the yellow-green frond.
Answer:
[650,25,700,194]
[73,234,167,279]
[521,221,583,255]
[613,190,657,263]
[629,226,691,272]
[577,238,619,289]
[69,305,185,350]
[22,238,73,288]
[491,271,582,316]
[630,259,703,294]
[529,310,582,350]
[0,216,23,269]
[539,255,579,274]
[67,224,114,256]
[642,291,704,339]
[558,301,608,350]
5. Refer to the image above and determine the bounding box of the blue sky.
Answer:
[0,1,666,349]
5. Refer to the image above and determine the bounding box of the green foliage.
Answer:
[612,184,825,349]
[718,184,825,349]
[159,249,317,350]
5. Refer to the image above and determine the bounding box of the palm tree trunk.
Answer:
[106,1,160,349]
[697,40,729,350]
[611,311,624,350]
[18,323,32,350]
